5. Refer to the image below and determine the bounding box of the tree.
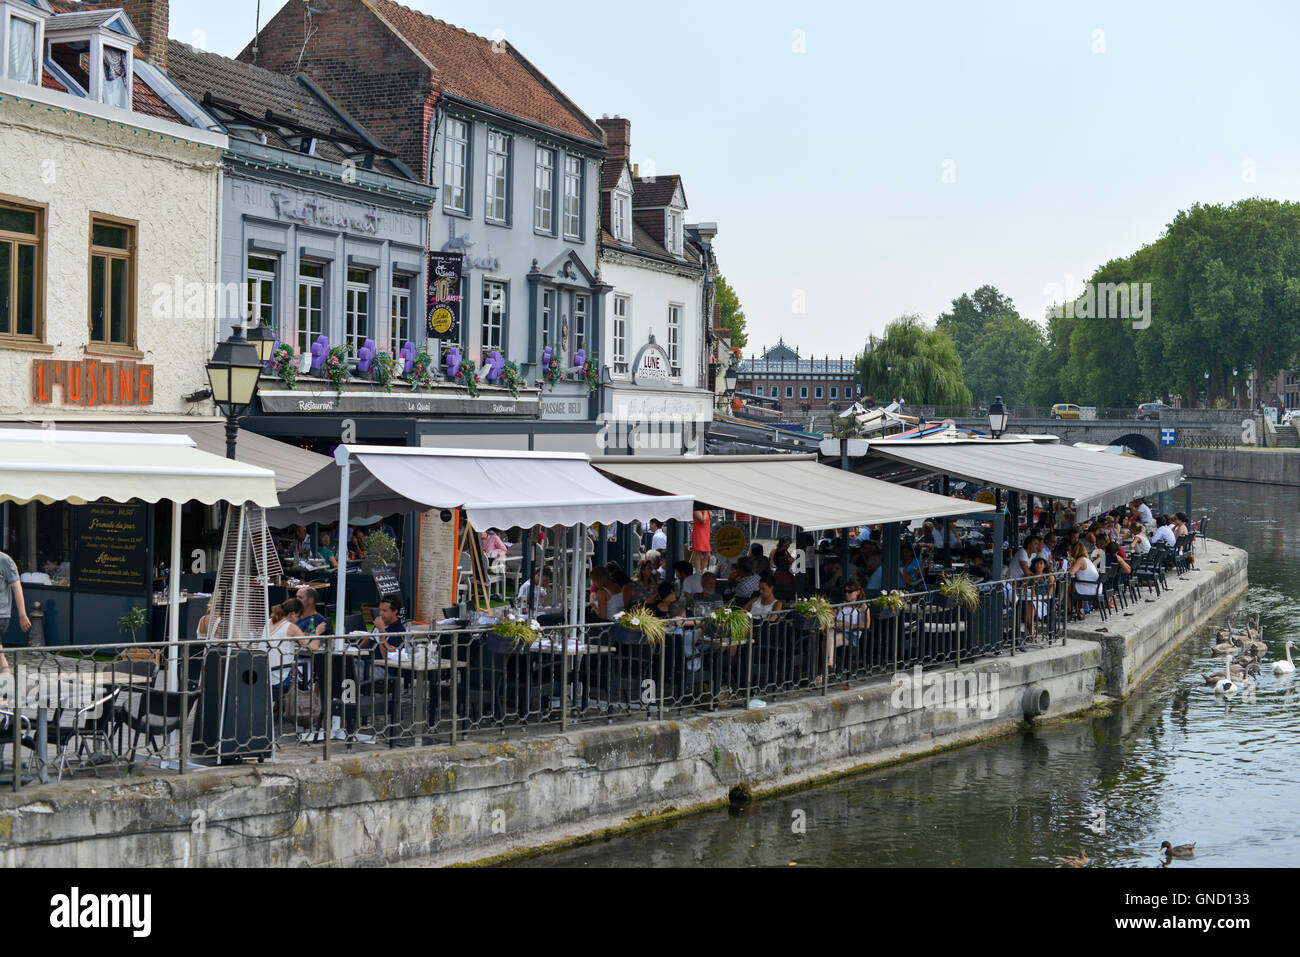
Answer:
[963,313,1046,406]
[713,274,747,349]
[936,285,1019,366]
[857,314,971,408]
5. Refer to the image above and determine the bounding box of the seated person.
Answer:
[480,528,508,559]
[295,585,330,637]
[743,574,783,623]
[676,560,703,595]
[347,527,366,562]
[819,557,845,602]
[41,554,69,586]
[962,545,993,581]
[697,572,720,602]
[730,557,761,601]
[773,551,796,586]
[899,542,924,589]
[356,594,407,654]
[517,569,551,609]
[317,533,339,569]
[652,581,684,620]
[864,554,884,592]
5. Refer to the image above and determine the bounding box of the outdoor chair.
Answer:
[1100,565,1121,614]
[1132,550,1162,598]
[0,708,37,774]
[51,688,120,781]
[120,684,200,770]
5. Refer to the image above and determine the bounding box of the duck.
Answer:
[1213,656,1239,695]
[1061,850,1088,867]
[1274,640,1297,677]
[1160,840,1196,859]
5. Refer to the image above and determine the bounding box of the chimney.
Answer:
[597,116,630,170]
[119,0,169,70]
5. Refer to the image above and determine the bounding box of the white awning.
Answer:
[865,440,1183,519]
[593,454,992,531]
[270,445,694,529]
[0,429,279,506]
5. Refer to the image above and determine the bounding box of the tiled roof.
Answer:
[41,69,68,93]
[368,0,602,145]
[166,40,403,173]
[602,223,701,267]
[633,174,683,208]
[601,157,628,192]
[131,73,181,122]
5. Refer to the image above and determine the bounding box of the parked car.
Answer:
[1282,408,1300,426]
[1137,401,1171,421]
[1050,403,1082,419]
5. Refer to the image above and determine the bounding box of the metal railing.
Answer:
[1174,433,1237,450]
[0,573,1073,791]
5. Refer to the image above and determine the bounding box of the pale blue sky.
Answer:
[171,0,1300,357]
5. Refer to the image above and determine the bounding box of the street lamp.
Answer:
[723,364,738,393]
[246,321,278,363]
[1204,370,1210,409]
[987,395,1009,439]
[206,327,263,459]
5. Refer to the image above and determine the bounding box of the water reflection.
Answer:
[514,480,1300,867]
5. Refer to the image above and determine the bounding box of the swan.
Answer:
[1212,639,1238,655]
[1214,655,1238,695]
[1274,640,1296,676]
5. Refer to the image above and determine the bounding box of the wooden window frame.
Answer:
[0,193,49,351]
[86,211,140,358]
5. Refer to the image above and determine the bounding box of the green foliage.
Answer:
[793,595,835,629]
[705,603,752,645]
[614,604,669,648]
[362,530,397,567]
[857,314,971,407]
[714,274,748,349]
[493,617,541,646]
[118,606,148,642]
[936,285,1019,363]
[939,573,980,611]
[963,312,1046,406]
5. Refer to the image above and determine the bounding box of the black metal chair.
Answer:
[120,684,199,770]
[51,687,120,781]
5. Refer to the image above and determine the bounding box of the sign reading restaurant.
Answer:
[31,358,154,406]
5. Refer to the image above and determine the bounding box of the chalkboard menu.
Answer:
[372,568,401,601]
[72,503,149,594]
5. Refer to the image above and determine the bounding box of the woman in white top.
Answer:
[1066,542,1100,620]
[830,580,871,669]
[744,575,783,623]
[264,599,308,699]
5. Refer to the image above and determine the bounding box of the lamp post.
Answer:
[246,321,278,364]
[206,327,264,459]
[988,395,1009,439]
[1204,370,1210,409]
[723,364,738,394]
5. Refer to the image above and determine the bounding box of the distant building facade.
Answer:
[737,340,859,413]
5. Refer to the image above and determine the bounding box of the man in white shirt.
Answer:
[1151,519,1177,548]
[1132,499,1154,527]
[649,519,668,552]
[1009,536,1037,580]
[931,518,960,551]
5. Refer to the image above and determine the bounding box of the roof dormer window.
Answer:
[45,6,138,110]
[612,190,631,244]
[666,208,683,256]
[2,2,48,86]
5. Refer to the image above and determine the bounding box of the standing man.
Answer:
[0,549,31,673]
[690,509,712,574]
[649,519,668,553]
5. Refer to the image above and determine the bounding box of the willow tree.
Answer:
[856,314,971,408]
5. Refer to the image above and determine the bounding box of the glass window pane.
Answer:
[90,256,105,341]
[109,256,127,343]
[0,206,36,234]
[249,255,275,273]
[92,223,128,249]
[8,16,36,85]
[16,242,36,337]
[0,243,9,335]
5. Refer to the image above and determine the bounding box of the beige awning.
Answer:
[593,454,992,531]
[0,417,328,492]
[0,429,279,506]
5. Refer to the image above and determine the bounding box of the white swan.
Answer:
[1214,655,1239,695]
[1274,640,1296,677]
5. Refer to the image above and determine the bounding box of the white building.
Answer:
[595,117,715,455]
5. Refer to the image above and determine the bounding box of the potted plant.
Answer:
[543,357,563,391]
[409,350,438,390]
[938,573,980,611]
[456,357,481,398]
[581,353,600,393]
[499,359,524,399]
[793,595,835,634]
[270,342,298,390]
[370,350,400,393]
[323,343,351,395]
[872,589,907,619]
[492,614,541,648]
[704,603,752,645]
[118,606,148,643]
[612,604,668,648]
[360,529,398,572]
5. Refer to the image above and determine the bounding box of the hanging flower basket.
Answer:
[493,614,542,647]
[456,358,480,398]
[270,342,298,390]
[371,350,400,393]
[612,604,667,648]
[500,359,523,399]
[409,350,438,390]
[323,344,351,395]
[581,353,600,393]
[543,358,563,391]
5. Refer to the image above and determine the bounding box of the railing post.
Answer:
[560,628,569,733]
[179,658,190,775]
[10,648,19,793]
[322,643,333,760]
[657,632,666,722]
[449,632,458,745]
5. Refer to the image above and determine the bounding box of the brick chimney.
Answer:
[120,0,169,70]
[597,116,630,169]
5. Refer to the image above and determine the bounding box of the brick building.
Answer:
[736,340,860,413]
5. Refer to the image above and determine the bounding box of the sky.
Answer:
[170,0,1300,358]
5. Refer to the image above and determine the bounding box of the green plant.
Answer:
[873,590,907,612]
[323,343,351,395]
[270,342,297,390]
[409,350,438,390]
[493,616,541,647]
[939,573,980,611]
[794,595,835,629]
[614,604,669,648]
[705,603,752,645]
[371,350,400,393]
[499,359,523,399]
[456,357,480,398]
[362,529,397,567]
[118,606,148,643]
[581,353,600,393]
[543,357,563,390]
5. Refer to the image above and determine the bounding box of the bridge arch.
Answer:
[1107,432,1160,460]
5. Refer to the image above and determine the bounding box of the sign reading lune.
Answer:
[632,339,672,387]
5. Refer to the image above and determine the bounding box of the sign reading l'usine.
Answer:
[31,358,154,406]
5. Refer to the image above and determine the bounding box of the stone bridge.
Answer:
[943,412,1250,461]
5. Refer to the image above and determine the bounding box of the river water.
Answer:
[513,479,1299,867]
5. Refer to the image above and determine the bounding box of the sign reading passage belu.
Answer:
[427,251,463,340]
[31,358,154,406]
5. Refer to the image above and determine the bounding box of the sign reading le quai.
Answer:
[72,503,149,594]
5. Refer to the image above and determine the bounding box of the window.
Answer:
[785,386,793,399]
[485,130,511,224]
[481,280,506,352]
[390,275,412,348]
[344,268,371,356]
[563,155,583,239]
[534,147,555,234]
[667,304,681,376]
[88,216,135,348]
[815,386,823,399]
[5,12,39,85]
[573,293,587,353]
[612,192,631,244]
[246,255,276,328]
[830,386,838,399]
[0,199,43,344]
[296,262,325,354]
[443,118,469,214]
[666,209,682,255]
[612,295,629,372]
[800,386,808,399]
[101,45,130,109]
[541,288,553,349]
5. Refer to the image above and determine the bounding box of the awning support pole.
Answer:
[167,500,182,695]
[334,451,351,637]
